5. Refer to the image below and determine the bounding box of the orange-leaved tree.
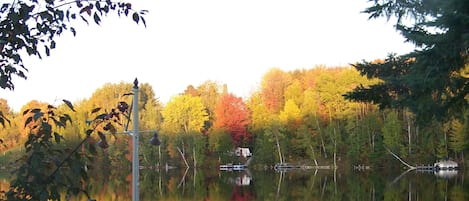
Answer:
[213,93,251,147]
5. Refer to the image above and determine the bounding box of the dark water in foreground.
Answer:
[1,167,467,200]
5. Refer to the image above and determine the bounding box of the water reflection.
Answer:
[393,169,460,184]
[0,167,467,200]
[221,169,252,186]
[434,169,458,179]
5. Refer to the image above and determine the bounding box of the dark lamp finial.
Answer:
[133,78,138,89]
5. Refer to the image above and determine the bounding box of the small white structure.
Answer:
[434,160,458,170]
[235,147,252,158]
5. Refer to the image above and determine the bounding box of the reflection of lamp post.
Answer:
[98,78,160,201]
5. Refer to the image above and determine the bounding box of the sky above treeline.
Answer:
[2,0,415,112]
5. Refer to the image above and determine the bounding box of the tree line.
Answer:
[1,66,467,170]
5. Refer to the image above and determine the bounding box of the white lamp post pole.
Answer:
[97,78,160,201]
[132,78,140,201]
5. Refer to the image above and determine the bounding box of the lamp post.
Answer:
[131,78,140,201]
[131,78,161,201]
[129,78,160,201]
[96,78,160,201]
[124,79,161,201]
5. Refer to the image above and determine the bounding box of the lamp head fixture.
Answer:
[150,131,161,146]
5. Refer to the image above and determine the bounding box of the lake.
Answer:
[0,167,466,200]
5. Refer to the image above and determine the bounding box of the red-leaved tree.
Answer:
[213,93,251,146]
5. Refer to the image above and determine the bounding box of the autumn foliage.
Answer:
[213,93,251,146]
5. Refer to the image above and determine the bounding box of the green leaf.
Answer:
[59,116,68,127]
[93,12,101,25]
[31,108,41,113]
[1,4,9,12]
[56,10,64,21]
[12,53,20,63]
[70,27,76,36]
[54,132,61,143]
[22,109,30,115]
[97,131,106,141]
[44,45,50,56]
[141,16,146,28]
[103,122,111,131]
[86,129,93,136]
[95,1,101,12]
[132,12,139,24]
[62,99,76,112]
[40,12,50,21]
[122,93,133,97]
[94,113,107,120]
[91,107,101,114]
[51,117,65,128]
[62,114,73,125]
[80,15,89,25]
[33,111,44,121]
[0,112,10,127]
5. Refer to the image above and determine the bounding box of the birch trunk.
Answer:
[177,146,190,168]
[275,133,284,164]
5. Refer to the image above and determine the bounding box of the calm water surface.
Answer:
[1,167,466,200]
[74,167,466,200]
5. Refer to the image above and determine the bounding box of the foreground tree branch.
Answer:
[0,0,147,90]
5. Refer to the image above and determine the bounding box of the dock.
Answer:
[274,163,331,171]
[412,160,458,171]
[220,164,247,171]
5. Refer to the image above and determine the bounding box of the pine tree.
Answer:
[345,0,469,124]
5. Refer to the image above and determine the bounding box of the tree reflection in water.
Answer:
[0,167,468,200]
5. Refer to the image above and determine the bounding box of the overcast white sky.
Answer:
[2,0,415,112]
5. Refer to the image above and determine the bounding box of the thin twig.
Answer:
[46,134,90,182]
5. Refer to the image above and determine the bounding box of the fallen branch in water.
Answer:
[384,146,416,170]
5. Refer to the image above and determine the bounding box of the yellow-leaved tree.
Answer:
[161,94,208,167]
[162,94,208,134]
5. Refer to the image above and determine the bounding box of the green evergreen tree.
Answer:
[345,0,469,124]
